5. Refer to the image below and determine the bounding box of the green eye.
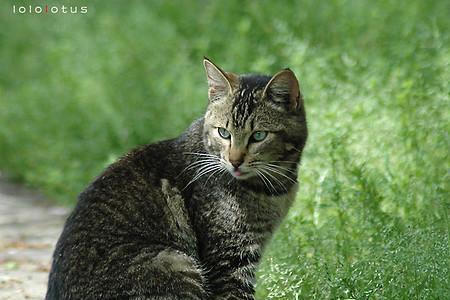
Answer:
[252,131,268,142]
[218,127,231,139]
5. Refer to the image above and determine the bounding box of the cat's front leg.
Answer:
[212,266,257,299]
[208,244,261,300]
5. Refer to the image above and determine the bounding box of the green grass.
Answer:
[1,0,449,298]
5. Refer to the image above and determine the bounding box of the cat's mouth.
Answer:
[230,167,252,180]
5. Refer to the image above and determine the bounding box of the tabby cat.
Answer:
[46,58,307,299]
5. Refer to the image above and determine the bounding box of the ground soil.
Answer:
[0,174,69,300]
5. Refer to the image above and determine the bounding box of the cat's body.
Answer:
[46,59,307,299]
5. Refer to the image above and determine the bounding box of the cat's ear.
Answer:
[203,57,238,102]
[263,68,302,111]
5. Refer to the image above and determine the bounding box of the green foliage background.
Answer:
[0,0,449,298]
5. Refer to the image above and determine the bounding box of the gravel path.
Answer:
[0,174,69,300]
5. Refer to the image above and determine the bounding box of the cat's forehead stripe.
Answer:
[232,86,259,128]
[229,75,269,128]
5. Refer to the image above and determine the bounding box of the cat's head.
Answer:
[201,58,307,192]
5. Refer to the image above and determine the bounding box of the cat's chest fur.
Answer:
[196,184,297,228]
[190,180,298,262]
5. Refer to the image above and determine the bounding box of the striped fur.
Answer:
[46,59,307,299]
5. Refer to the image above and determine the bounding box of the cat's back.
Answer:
[46,137,200,299]
[60,135,194,241]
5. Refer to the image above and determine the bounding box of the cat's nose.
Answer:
[229,147,245,169]
[230,159,244,169]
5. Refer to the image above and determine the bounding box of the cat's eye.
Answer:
[218,127,231,139]
[252,131,268,142]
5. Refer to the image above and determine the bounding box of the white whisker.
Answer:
[260,164,298,184]
[258,167,288,193]
[181,153,225,189]
[183,152,221,159]
[255,169,276,194]
[178,158,219,177]
[264,163,298,176]
[205,165,226,184]
[186,159,217,171]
